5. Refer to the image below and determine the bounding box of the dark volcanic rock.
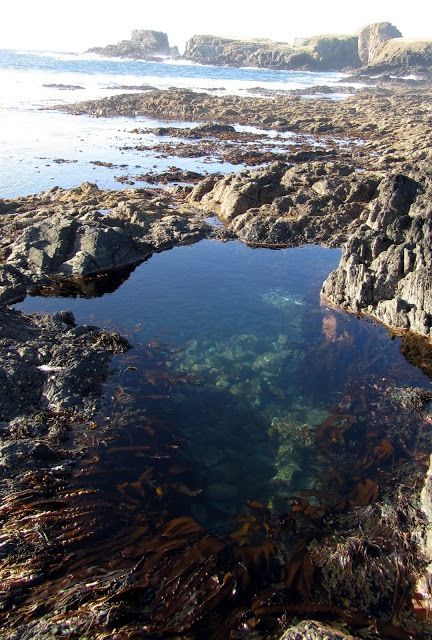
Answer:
[0,307,129,424]
[7,214,146,276]
[87,29,178,59]
[357,22,402,65]
[322,170,432,337]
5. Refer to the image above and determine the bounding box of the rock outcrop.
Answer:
[87,29,179,59]
[85,22,432,73]
[357,22,402,65]
[189,162,380,247]
[183,34,360,71]
[322,170,432,337]
[0,307,128,423]
[0,182,208,303]
[293,35,361,69]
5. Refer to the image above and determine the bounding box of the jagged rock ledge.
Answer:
[0,182,210,304]
[52,83,432,340]
[322,171,432,338]
[188,161,380,247]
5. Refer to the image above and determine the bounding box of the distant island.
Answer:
[86,22,432,74]
[87,29,180,61]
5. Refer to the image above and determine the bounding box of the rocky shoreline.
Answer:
[54,82,432,338]
[2,40,432,639]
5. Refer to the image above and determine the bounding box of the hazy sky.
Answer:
[1,0,431,52]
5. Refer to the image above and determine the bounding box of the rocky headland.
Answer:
[86,21,432,76]
[183,33,360,71]
[182,21,431,75]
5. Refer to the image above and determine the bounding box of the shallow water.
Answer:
[17,240,432,531]
[0,49,358,198]
[0,110,248,197]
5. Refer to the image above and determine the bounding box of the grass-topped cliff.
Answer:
[183,34,360,70]
[370,38,432,71]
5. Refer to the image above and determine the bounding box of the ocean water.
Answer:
[0,48,352,198]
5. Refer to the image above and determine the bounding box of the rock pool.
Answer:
[18,239,432,533]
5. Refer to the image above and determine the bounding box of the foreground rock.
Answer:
[189,161,380,246]
[0,307,129,423]
[0,305,129,469]
[87,29,179,59]
[0,182,209,303]
[322,169,432,337]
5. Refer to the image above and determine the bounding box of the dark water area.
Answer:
[18,240,432,534]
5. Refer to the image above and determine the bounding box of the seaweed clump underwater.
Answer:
[1,341,432,640]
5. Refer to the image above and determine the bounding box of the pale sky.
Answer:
[1,0,431,53]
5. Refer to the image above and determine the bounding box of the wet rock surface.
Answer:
[59,86,432,165]
[123,121,338,169]
[0,305,129,465]
[280,621,357,640]
[53,84,432,338]
[2,51,432,637]
[0,181,209,303]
